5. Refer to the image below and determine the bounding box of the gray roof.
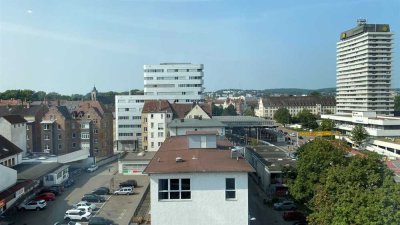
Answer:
[0,135,23,160]
[119,151,156,161]
[247,145,297,173]
[56,106,72,119]
[261,96,336,107]
[15,162,62,180]
[168,118,225,128]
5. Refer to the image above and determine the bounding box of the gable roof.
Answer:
[0,135,23,160]
[171,103,212,119]
[56,106,73,119]
[1,115,27,124]
[144,135,254,174]
[142,100,173,114]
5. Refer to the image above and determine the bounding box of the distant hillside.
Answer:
[207,88,337,98]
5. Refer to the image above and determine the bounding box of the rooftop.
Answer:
[1,114,27,124]
[120,151,157,161]
[0,135,23,160]
[15,162,62,180]
[247,145,297,173]
[144,136,254,174]
[261,96,336,107]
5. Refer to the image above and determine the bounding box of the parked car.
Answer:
[76,206,92,213]
[64,209,92,221]
[273,200,296,210]
[92,187,110,195]
[81,195,105,203]
[114,187,133,195]
[87,165,98,173]
[88,217,114,225]
[35,192,56,201]
[54,222,82,225]
[283,211,306,221]
[64,179,75,188]
[39,187,61,196]
[73,201,97,210]
[18,200,47,211]
[119,180,137,188]
[298,136,303,139]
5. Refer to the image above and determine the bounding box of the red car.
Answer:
[283,210,306,221]
[35,192,56,201]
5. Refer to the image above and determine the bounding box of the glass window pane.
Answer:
[226,178,235,190]
[170,191,179,199]
[226,191,236,199]
[181,179,190,190]
[159,192,168,200]
[159,179,168,191]
[170,179,179,190]
[181,191,191,199]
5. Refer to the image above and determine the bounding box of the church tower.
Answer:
[91,86,98,101]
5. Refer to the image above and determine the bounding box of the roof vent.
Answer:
[176,156,184,162]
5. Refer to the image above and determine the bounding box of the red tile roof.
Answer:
[171,103,212,118]
[142,100,173,113]
[144,136,254,174]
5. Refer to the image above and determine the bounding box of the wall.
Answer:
[0,165,17,192]
[57,149,90,163]
[150,172,249,225]
[170,127,225,137]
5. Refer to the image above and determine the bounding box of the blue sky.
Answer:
[0,0,399,94]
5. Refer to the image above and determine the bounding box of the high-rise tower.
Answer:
[336,19,394,116]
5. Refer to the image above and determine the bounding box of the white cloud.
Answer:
[27,9,33,14]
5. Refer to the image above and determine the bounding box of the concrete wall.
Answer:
[57,149,90,163]
[0,165,17,192]
[170,127,225,137]
[150,172,249,225]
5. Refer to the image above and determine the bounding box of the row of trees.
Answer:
[273,108,319,130]
[0,89,144,104]
[287,139,400,225]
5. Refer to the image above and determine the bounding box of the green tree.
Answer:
[222,105,237,116]
[319,119,334,131]
[273,108,291,127]
[243,108,255,116]
[309,91,321,97]
[395,95,400,111]
[297,109,318,129]
[32,91,47,101]
[351,124,369,147]
[212,104,223,116]
[289,139,347,203]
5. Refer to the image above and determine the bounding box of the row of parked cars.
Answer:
[273,200,307,223]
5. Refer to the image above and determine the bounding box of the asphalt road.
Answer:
[248,176,293,225]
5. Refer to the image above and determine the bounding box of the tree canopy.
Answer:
[273,108,291,126]
[395,95,400,111]
[288,139,400,225]
[319,119,334,131]
[297,109,318,130]
[351,124,369,147]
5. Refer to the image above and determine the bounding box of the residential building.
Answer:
[41,106,73,155]
[115,63,206,151]
[141,101,212,151]
[0,115,27,156]
[168,118,226,136]
[255,96,336,119]
[322,20,400,155]
[144,63,204,102]
[336,19,394,116]
[144,132,254,225]
[0,135,23,168]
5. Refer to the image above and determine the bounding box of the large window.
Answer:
[158,178,191,200]
[225,178,236,200]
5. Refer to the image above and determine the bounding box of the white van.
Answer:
[114,187,134,195]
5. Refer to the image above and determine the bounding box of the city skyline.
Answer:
[1,0,399,94]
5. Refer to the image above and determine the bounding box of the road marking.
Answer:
[118,209,127,220]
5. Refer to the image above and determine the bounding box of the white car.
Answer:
[87,165,98,172]
[114,187,134,195]
[18,200,47,211]
[77,206,92,213]
[72,201,97,210]
[64,209,92,221]
[54,222,82,225]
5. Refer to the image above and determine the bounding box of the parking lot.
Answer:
[8,162,149,225]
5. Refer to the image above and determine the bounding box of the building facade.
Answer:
[0,115,27,156]
[256,96,336,119]
[144,133,254,225]
[336,19,394,116]
[144,63,204,103]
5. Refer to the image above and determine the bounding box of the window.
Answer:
[151,122,154,128]
[158,178,191,200]
[58,134,62,140]
[58,144,62,149]
[161,114,164,119]
[158,123,164,130]
[158,142,162,147]
[94,129,98,134]
[44,134,50,140]
[151,142,154,148]
[72,133,76,138]
[81,132,90,139]
[225,178,236,199]
[151,114,154,119]
[26,135,29,140]
[151,132,154,138]
[158,132,163,138]
[43,124,50,130]
[72,142,76,148]
[94,138,98,143]
[57,124,61,130]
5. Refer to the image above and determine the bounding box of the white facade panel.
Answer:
[150,172,249,225]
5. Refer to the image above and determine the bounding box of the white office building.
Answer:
[144,63,204,103]
[115,63,205,151]
[336,19,394,116]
